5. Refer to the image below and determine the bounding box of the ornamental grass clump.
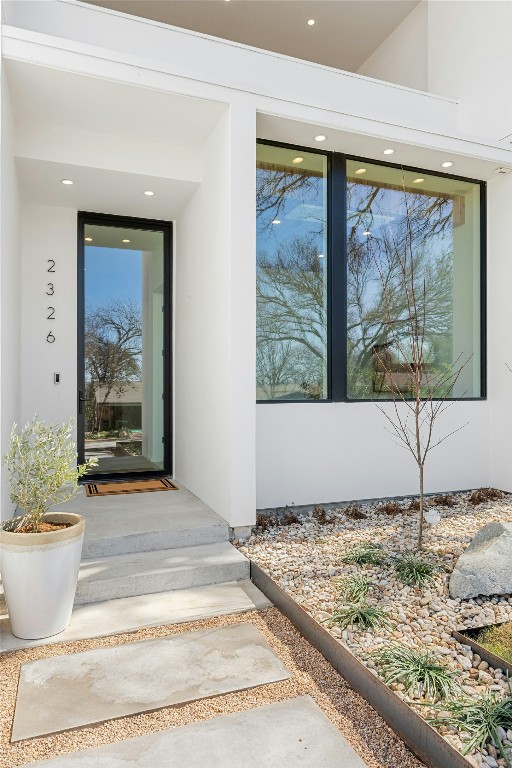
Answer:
[428,689,512,764]
[326,604,392,631]
[340,544,386,566]
[2,416,97,532]
[393,552,440,587]
[373,643,459,700]
[336,573,372,603]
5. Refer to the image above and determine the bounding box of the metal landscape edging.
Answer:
[251,561,472,768]
[453,628,512,677]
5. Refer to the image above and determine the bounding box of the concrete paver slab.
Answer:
[18,696,368,767]
[0,580,272,653]
[12,622,290,741]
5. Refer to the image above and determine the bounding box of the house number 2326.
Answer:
[46,259,56,343]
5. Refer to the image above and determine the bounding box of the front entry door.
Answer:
[77,213,172,479]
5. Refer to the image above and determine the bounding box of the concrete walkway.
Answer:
[19,696,368,768]
[1,580,271,653]
[12,623,291,741]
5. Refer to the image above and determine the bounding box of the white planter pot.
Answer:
[423,509,441,526]
[0,512,84,640]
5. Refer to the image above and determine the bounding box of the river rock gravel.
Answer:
[238,492,512,767]
[0,610,424,768]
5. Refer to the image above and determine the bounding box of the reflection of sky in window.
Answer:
[256,170,326,259]
[348,183,452,255]
[347,182,454,349]
[85,247,142,310]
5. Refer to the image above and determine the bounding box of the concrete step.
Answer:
[82,516,229,558]
[1,580,272,653]
[75,542,250,605]
[80,493,230,558]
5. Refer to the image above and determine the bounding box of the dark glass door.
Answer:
[78,213,172,478]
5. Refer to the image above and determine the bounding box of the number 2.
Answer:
[47,307,55,320]
[47,259,55,273]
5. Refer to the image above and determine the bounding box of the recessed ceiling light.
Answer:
[85,237,93,242]
[122,239,131,243]
[307,19,315,25]
[61,179,74,185]
[272,219,281,225]
[441,161,453,168]
[383,149,395,155]
[355,168,367,175]
[314,134,326,142]
[413,178,425,184]
[292,157,304,164]
[144,190,155,196]
[362,231,371,236]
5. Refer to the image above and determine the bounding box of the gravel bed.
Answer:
[238,492,512,768]
[0,608,423,768]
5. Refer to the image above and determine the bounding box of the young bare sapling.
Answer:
[369,180,470,550]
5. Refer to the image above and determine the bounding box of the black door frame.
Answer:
[77,211,173,480]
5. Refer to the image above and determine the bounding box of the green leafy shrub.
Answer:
[340,544,386,566]
[393,553,440,587]
[326,604,392,631]
[428,690,512,760]
[373,644,459,700]
[2,416,97,532]
[336,574,372,603]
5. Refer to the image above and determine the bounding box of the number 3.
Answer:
[46,283,54,296]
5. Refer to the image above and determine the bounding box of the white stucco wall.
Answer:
[427,0,512,143]
[0,67,21,520]
[488,173,512,493]
[256,401,489,510]
[357,2,428,92]
[175,103,256,527]
[20,204,77,427]
[174,111,232,518]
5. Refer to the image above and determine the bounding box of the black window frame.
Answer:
[256,138,487,404]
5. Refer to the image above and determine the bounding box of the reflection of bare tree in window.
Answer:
[347,182,455,398]
[257,162,320,225]
[257,235,326,398]
[85,299,142,432]
[256,157,327,398]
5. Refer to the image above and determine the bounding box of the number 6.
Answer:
[47,331,55,343]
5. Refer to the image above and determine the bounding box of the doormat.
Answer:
[85,478,178,497]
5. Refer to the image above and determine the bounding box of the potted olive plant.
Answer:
[0,416,97,639]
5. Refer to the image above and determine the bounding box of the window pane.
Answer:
[346,161,481,399]
[83,224,166,473]
[256,144,328,400]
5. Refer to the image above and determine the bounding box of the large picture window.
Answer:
[256,144,328,401]
[256,141,485,402]
[346,160,482,400]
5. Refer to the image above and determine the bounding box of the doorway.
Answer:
[77,212,172,479]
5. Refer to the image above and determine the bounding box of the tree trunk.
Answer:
[418,463,424,551]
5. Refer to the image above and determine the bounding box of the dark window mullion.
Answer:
[330,153,346,402]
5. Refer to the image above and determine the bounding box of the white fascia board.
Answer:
[1,24,455,132]
[2,25,512,170]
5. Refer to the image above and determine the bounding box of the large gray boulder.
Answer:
[449,522,512,600]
